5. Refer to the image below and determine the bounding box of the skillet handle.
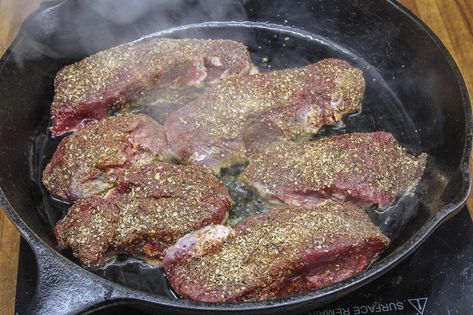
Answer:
[25,240,128,315]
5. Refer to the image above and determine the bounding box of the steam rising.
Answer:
[15,0,248,60]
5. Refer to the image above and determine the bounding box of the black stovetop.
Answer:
[15,208,473,315]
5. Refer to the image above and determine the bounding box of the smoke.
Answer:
[14,0,249,60]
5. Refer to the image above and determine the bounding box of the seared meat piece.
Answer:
[162,201,389,302]
[55,162,233,267]
[240,132,427,208]
[51,38,255,136]
[43,113,169,202]
[165,58,365,172]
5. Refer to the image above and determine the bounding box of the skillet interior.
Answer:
[0,0,471,314]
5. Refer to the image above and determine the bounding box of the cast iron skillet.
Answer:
[0,0,471,314]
